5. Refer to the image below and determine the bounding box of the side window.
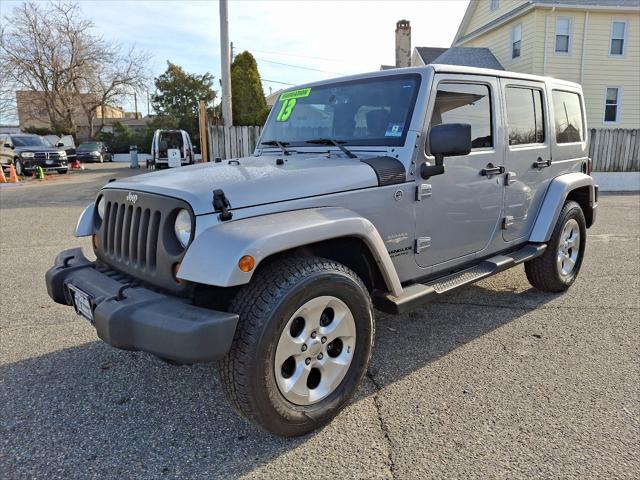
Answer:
[512,24,522,59]
[604,87,621,123]
[555,17,572,54]
[552,90,584,144]
[610,21,627,56]
[505,87,545,145]
[430,83,493,150]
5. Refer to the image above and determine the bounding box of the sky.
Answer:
[0,0,470,115]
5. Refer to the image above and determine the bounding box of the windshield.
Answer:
[261,73,421,147]
[78,143,101,151]
[12,135,50,147]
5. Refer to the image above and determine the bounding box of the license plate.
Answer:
[68,284,94,323]
[46,159,54,165]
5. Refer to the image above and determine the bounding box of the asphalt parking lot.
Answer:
[1,163,638,479]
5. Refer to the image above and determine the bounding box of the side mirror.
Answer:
[56,142,64,147]
[421,123,472,179]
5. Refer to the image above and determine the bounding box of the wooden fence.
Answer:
[208,125,262,161]
[588,128,639,172]
[208,125,639,172]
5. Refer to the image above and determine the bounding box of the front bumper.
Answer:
[45,248,238,363]
[25,161,67,172]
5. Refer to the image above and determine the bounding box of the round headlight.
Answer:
[174,209,192,248]
[97,196,106,220]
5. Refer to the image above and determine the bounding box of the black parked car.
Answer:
[0,133,68,175]
[76,142,112,163]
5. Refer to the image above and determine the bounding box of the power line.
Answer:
[235,46,354,64]
[261,78,295,86]
[255,57,346,76]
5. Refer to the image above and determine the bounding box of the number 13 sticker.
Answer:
[276,98,297,122]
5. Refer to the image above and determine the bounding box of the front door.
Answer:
[500,79,552,242]
[415,74,505,269]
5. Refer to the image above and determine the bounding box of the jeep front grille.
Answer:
[94,189,193,295]
[102,202,161,270]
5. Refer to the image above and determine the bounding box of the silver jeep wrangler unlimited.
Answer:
[46,65,597,436]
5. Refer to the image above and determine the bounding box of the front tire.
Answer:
[13,159,23,176]
[525,200,586,292]
[218,256,374,436]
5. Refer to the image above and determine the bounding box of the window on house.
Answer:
[552,90,584,143]
[512,24,522,59]
[430,83,493,150]
[506,87,545,145]
[555,18,571,53]
[610,21,627,55]
[491,0,499,11]
[604,87,620,123]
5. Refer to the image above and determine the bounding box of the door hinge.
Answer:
[416,237,431,253]
[416,183,432,201]
[502,216,514,230]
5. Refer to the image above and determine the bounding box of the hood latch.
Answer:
[212,189,233,221]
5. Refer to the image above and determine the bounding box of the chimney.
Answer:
[395,19,411,68]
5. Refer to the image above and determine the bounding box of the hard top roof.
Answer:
[280,64,581,94]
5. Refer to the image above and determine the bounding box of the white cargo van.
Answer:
[149,129,194,168]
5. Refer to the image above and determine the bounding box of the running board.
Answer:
[374,243,547,314]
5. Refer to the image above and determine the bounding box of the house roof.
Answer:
[534,0,640,6]
[431,47,504,70]
[454,0,640,45]
[414,47,448,65]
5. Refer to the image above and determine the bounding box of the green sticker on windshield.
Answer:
[280,88,311,101]
[276,98,297,122]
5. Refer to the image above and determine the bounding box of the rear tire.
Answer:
[57,169,68,174]
[525,200,586,292]
[218,256,374,436]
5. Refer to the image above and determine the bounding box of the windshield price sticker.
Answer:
[277,98,297,122]
[280,88,311,101]
[277,88,311,122]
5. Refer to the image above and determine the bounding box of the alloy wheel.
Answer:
[274,296,356,406]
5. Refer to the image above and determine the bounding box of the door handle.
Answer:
[480,163,505,176]
[533,157,551,169]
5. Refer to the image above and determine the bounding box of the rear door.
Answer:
[500,79,552,242]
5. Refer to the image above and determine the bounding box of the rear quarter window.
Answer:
[552,90,584,144]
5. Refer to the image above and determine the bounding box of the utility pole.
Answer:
[198,100,209,163]
[219,0,233,126]
[230,41,234,62]
[133,91,138,119]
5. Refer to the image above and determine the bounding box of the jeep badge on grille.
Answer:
[126,192,138,204]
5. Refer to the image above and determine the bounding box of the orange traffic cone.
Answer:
[9,164,19,183]
[0,166,7,183]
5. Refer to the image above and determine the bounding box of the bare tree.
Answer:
[75,44,150,137]
[0,1,149,137]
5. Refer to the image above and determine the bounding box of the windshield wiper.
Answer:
[305,138,358,158]
[261,139,291,156]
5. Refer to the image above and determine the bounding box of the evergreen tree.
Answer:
[231,51,269,126]
[151,62,216,143]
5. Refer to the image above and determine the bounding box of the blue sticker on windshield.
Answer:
[385,123,404,137]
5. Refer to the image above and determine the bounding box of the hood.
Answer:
[105,154,384,215]
[15,145,61,153]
